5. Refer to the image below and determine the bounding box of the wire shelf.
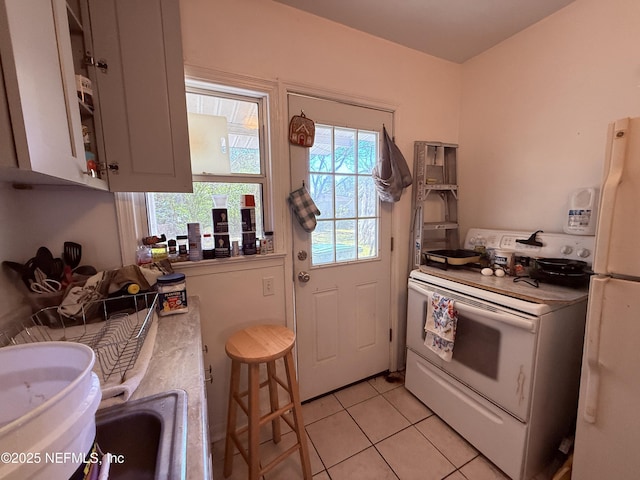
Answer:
[0,292,158,383]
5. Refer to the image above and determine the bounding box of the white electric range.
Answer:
[405,229,594,480]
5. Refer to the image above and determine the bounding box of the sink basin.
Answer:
[95,390,187,480]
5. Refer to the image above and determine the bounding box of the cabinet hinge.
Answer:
[391,237,394,252]
[389,328,393,342]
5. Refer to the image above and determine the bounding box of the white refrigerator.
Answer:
[572,117,640,479]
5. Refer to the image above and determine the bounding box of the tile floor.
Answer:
[212,374,555,480]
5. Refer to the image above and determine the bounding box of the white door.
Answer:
[288,93,393,401]
[594,117,640,277]
[573,275,640,479]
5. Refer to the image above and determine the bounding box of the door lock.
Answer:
[297,250,308,261]
[297,271,310,282]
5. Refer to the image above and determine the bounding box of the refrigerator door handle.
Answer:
[583,276,607,423]
[594,118,629,274]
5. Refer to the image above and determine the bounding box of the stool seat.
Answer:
[225,324,295,363]
[224,324,311,480]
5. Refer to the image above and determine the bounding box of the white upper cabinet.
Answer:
[87,0,192,192]
[0,0,192,192]
[0,0,93,186]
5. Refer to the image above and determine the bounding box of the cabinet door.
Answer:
[88,0,192,192]
[0,59,17,168]
[0,0,88,183]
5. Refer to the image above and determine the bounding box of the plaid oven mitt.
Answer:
[288,186,321,232]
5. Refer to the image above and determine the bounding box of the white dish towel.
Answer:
[424,292,458,362]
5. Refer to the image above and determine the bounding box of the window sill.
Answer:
[169,252,286,276]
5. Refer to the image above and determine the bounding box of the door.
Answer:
[289,93,393,401]
[88,0,192,192]
[573,275,640,479]
[0,0,87,182]
[594,117,640,277]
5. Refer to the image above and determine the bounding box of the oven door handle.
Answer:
[409,282,537,333]
[455,301,537,332]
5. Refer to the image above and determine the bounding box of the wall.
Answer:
[458,0,640,236]
[0,183,121,329]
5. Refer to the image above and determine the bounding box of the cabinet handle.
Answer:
[203,344,208,354]
[96,59,108,73]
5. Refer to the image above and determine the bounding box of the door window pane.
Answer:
[334,128,356,174]
[312,220,335,265]
[335,175,356,218]
[336,219,357,261]
[310,173,334,218]
[309,126,333,173]
[358,219,377,259]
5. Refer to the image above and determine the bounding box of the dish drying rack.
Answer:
[0,292,158,383]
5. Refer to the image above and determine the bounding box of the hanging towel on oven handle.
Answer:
[372,125,412,203]
[424,292,458,362]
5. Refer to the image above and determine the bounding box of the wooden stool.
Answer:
[223,324,312,479]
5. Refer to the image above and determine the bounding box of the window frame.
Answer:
[114,68,280,267]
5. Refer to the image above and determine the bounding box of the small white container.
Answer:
[493,249,514,275]
[157,272,188,316]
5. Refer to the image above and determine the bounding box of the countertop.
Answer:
[417,265,589,305]
[128,296,211,480]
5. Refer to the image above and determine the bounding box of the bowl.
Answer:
[0,342,101,479]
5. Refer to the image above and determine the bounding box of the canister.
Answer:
[492,249,514,275]
[157,273,188,316]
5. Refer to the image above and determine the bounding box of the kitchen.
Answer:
[1,0,639,479]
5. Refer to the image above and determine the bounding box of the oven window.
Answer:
[452,314,501,380]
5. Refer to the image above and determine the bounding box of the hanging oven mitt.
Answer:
[288,186,321,233]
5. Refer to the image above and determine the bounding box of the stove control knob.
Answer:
[560,245,573,255]
[577,248,591,258]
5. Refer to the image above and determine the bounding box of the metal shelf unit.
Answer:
[411,141,459,268]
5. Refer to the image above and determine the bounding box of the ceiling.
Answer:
[272,0,575,63]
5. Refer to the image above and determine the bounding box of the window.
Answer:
[146,80,269,244]
[309,125,379,265]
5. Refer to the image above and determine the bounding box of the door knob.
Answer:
[298,271,310,282]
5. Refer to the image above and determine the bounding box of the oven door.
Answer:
[407,278,538,421]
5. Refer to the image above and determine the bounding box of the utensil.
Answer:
[51,258,64,280]
[63,242,82,269]
[63,242,82,285]
[34,247,55,278]
[29,278,62,294]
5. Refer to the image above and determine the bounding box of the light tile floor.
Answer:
[212,374,555,480]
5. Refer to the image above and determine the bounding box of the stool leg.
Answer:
[224,360,241,477]
[248,362,261,480]
[267,360,282,443]
[284,351,312,479]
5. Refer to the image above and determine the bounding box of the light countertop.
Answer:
[417,266,589,305]
[129,296,211,480]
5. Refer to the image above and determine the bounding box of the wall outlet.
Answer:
[262,276,275,296]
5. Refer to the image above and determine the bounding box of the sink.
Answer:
[95,389,187,480]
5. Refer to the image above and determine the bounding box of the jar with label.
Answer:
[177,235,188,260]
[157,273,188,316]
[264,231,274,253]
